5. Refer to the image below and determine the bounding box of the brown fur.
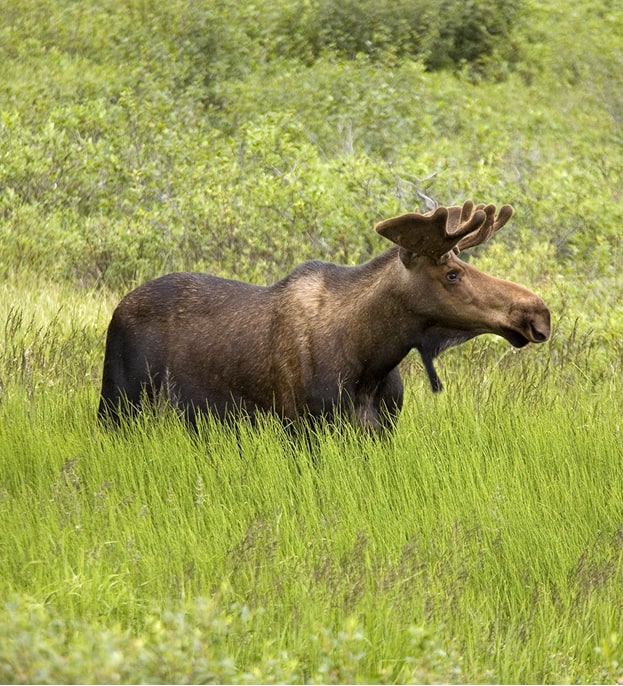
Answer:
[98,202,551,432]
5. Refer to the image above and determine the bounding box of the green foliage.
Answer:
[1,0,622,292]
[0,0,525,73]
[0,593,462,684]
[253,0,524,70]
[0,328,622,682]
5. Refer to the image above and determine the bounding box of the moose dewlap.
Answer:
[98,201,550,432]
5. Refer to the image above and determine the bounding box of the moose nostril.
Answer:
[530,322,549,342]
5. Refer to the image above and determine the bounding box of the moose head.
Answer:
[375,201,551,391]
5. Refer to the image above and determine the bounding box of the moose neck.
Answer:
[331,247,426,374]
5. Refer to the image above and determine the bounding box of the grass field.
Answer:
[2,0,623,682]
[0,281,622,683]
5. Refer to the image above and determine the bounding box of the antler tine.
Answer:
[461,200,475,223]
[444,201,489,240]
[375,200,487,258]
[455,204,514,251]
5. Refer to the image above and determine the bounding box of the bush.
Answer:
[267,0,524,70]
[0,0,622,298]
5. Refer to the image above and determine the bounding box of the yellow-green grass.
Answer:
[1,292,621,682]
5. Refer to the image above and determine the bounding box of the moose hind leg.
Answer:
[98,325,147,425]
[98,361,144,425]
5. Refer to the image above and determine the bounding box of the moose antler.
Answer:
[454,203,513,251]
[375,201,514,258]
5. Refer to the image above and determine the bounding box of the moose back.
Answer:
[98,201,551,431]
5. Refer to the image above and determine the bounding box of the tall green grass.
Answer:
[1,325,621,682]
[1,0,622,681]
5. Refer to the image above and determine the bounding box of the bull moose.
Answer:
[98,201,550,432]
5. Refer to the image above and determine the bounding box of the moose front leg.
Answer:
[420,350,443,393]
[354,369,404,433]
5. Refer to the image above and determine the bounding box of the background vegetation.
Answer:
[1,0,622,682]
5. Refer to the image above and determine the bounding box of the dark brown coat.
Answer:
[98,202,550,431]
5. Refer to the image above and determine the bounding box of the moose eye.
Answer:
[446,270,460,282]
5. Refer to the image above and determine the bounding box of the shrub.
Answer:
[267,0,524,70]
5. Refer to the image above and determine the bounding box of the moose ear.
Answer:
[375,207,449,257]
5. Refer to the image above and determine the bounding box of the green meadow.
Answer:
[1,1,623,682]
